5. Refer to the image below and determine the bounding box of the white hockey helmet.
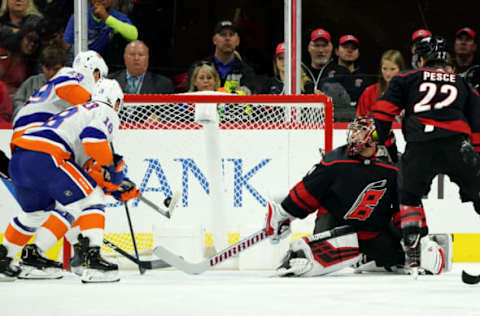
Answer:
[72,51,109,94]
[93,78,124,111]
[73,50,109,79]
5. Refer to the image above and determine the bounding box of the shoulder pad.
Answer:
[322,146,351,164]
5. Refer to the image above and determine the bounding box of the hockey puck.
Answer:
[164,197,172,207]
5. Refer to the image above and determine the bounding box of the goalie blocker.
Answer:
[276,228,452,277]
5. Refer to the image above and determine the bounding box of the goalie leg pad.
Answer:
[419,236,446,275]
[277,232,361,277]
[429,233,453,272]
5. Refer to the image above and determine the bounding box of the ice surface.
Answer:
[2,263,480,316]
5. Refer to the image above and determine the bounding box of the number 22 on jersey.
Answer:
[413,82,458,113]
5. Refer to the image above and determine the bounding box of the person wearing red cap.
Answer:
[258,42,313,94]
[410,29,432,68]
[454,27,478,75]
[302,28,354,121]
[335,34,372,107]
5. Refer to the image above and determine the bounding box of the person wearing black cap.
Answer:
[454,27,478,76]
[187,20,257,95]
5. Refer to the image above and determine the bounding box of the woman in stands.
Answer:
[356,50,406,117]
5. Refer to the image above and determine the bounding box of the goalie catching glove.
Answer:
[265,201,295,244]
[106,178,140,202]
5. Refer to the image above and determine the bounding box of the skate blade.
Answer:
[0,274,17,282]
[81,269,120,283]
[71,265,85,277]
[18,266,63,280]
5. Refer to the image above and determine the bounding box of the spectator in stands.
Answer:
[410,29,431,68]
[33,0,73,29]
[0,0,42,44]
[109,40,173,94]
[109,40,173,123]
[335,34,371,106]
[63,0,138,65]
[188,62,219,92]
[454,27,478,76]
[356,49,406,117]
[37,17,65,49]
[258,42,313,94]
[187,20,257,95]
[302,28,354,121]
[0,25,41,98]
[0,79,12,122]
[12,44,65,119]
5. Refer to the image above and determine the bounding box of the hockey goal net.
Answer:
[65,93,333,269]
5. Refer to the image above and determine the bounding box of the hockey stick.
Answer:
[462,270,480,284]
[153,225,355,275]
[123,201,145,274]
[154,228,268,275]
[102,238,170,270]
[139,191,180,219]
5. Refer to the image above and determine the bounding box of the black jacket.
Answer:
[188,56,257,94]
[109,69,174,94]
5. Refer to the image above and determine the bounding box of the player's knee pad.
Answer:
[16,210,50,229]
[420,236,447,274]
[277,232,361,277]
[59,186,106,218]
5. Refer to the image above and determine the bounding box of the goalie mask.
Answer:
[73,50,109,93]
[93,78,124,111]
[347,116,376,156]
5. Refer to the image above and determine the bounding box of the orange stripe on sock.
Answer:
[4,223,34,246]
[79,213,105,231]
[42,214,69,240]
[61,161,94,195]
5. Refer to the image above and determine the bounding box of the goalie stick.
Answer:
[462,270,480,285]
[102,238,170,270]
[153,225,354,275]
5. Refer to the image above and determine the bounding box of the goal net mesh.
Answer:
[86,93,333,267]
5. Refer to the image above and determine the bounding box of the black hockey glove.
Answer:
[0,150,9,179]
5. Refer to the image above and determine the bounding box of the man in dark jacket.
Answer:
[187,20,257,95]
[109,40,173,122]
[109,40,173,94]
[302,28,355,121]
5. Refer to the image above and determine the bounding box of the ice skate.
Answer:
[0,244,20,282]
[81,246,120,283]
[70,235,89,277]
[19,244,64,280]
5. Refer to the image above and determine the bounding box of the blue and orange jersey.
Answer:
[11,101,119,167]
[12,67,91,143]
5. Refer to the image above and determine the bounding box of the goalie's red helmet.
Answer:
[347,116,376,156]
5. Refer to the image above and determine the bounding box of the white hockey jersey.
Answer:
[12,67,91,141]
[12,101,120,167]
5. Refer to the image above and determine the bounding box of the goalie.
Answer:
[266,116,451,277]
